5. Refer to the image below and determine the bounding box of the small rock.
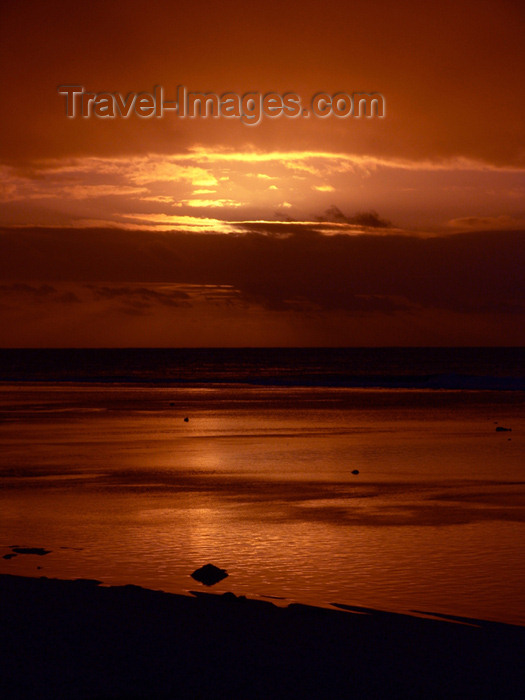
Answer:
[191,563,228,586]
[351,469,360,475]
[495,426,512,432]
[3,553,17,560]
[184,416,189,423]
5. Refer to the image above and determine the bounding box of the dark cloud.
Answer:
[0,283,57,297]
[241,209,392,236]
[0,227,523,320]
[56,291,82,303]
[90,285,190,305]
[315,206,392,229]
[87,284,191,315]
[221,229,524,314]
[0,283,81,304]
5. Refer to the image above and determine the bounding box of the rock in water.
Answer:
[191,563,228,586]
[351,469,360,475]
[495,426,512,432]
[11,547,51,556]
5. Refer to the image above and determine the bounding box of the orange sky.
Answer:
[0,0,524,346]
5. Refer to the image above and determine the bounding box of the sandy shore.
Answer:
[1,574,524,699]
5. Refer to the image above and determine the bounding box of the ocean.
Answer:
[1,347,524,389]
[1,348,524,625]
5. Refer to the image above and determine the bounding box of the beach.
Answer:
[2,573,524,699]
[1,350,525,626]
[1,349,524,697]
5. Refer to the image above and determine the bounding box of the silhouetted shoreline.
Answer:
[1,574,524,699]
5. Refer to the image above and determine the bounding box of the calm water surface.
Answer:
[1,383,524,625]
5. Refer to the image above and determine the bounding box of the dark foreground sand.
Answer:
[1,575,524,699]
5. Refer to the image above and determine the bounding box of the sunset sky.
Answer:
[1,0,524,346]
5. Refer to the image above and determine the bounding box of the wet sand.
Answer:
[1,574,524,699]
[2,384,525,624]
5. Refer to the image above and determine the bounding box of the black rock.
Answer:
[495,426,512,432]
[191,563,228,586]
[184,416,189,422]
[11,547,51,556]
[3,553,17,560]
[351,469,360,475]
